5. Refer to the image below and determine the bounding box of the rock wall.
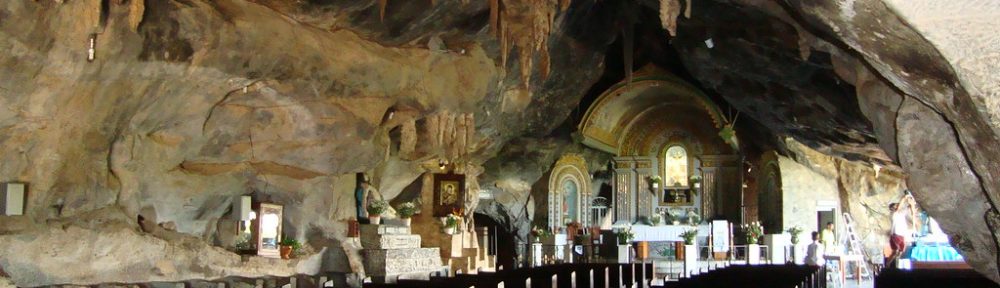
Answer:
[0,0,612,286]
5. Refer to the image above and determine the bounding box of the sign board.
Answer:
[711,220,730,252]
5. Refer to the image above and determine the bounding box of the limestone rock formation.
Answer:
[2,0,1000,285]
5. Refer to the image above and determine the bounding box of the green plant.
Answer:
[743,221,764,244]
[531,225,553,238]
[396,202,418,218]
[649,175,662,184]
[367,199,389,216]
[689,175,702,184]
[649,214,662,226]
[234,233,255,252]
[680,229,698,245]
[688,214,701,226]
[445,213,461,228]
[786,226,804,245]
[615,227,635,245]
[279,237,302,251]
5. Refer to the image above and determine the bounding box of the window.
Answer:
[663,145,688,187]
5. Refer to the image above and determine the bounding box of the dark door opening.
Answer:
[473,213,515,270]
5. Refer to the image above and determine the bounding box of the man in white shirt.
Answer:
[889,196,915,267]
[805,231,825,266]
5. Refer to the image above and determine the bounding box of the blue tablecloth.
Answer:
[907,243,964,262]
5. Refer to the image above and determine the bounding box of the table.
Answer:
[824,253,864,286]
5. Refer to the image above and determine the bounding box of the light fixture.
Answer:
[438,159,448,170]
[87,34,97,62]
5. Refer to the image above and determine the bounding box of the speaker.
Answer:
[233,195,252,221]
[1,182,25,216]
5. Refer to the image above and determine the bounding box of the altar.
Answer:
[630,224,710,242]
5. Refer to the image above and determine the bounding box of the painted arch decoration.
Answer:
[577,66,728,155]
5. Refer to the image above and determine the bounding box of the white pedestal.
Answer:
[617,245,631,263]
[747,244,761,265]
[764,234,788,264]
[792,244,807,265]
[683,244,698,277]
[532,243,543,266]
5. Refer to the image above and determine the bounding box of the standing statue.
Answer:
[355,173,369,221]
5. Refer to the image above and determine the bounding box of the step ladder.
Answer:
[844,212,873,279]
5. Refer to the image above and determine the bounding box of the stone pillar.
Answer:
[701,168,717,218]
[613,159,634,223]
[635,159,654,221]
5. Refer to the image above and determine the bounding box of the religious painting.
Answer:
[433,173,465,216]
[664,145,689,187]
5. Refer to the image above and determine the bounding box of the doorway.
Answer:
[817,210,835,234]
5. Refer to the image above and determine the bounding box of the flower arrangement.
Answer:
[395,202,418,219]
[279,237,302,251]
[531,225,553,239]
[615,227,636,245]
[680,229,698,245]
[366,199,389,216]
[689,175,703,184]
[743,221,764,244]
[688,214,701,226]
[649,213,662,226]
[786,226,803,245]
[445,213,461,229]
[649,175,662,185]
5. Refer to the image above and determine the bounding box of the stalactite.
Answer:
[128,0,145,32]
[684,0,692,19]
[500,20,510,70]
[559,0,571,11]
[400,119,416,157]
[378,0,388,22]
[623,25,634,86]
[659,0,681,36]
[489,0,500,36]
[427,113,440,149]
[796,27,813,61]
[464,113,476,155]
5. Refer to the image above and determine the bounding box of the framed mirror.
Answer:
[255,203,283,258]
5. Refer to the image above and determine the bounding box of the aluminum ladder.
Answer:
[844,212,873,279]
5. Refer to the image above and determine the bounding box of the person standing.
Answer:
[888,195,915,267]
[806,231,825,266]
[821,222,837,254]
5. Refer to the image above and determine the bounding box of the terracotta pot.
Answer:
[369,215,381,225]
[280,246,293,259]
[402,217,412,226]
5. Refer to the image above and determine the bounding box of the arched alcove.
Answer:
[547,154,592,229]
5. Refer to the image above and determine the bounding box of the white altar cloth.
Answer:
[630,224,710,242]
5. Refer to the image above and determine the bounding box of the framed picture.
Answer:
[433,173,465,216]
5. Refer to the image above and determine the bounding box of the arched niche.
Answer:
[548,154,592,229]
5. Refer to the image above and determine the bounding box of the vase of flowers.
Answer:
[680,229,698,245]
[367,199,389,225]
[786,226,803,245]
[616,227,636,245]
[531,225,553,242]
[689,175,702,189]
[444,213,461,234]
[396,202,418,226]
[649,213,662,226]
[743,221,764,245]
[649,175,662,189]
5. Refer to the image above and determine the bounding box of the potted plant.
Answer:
[233,233,256,255]
[396,202,418,226]
[680,229,698,245]
[689,175,703,189]
[444,213,461,234]
[278,237,301,259]
[367,199,389,225]
[786,226,803,245]
[743,221,764,245]
[615,227,636,245]
[649,175,662,189]
[531,225,553,242]
[649,213,662,226]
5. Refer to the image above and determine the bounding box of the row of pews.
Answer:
[660,265,825,288]
[364,262,655,288]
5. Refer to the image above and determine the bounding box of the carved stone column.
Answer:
[613,159,634,223]
[635,158,655,221]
